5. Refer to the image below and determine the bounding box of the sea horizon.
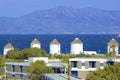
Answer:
[0,34,119,55]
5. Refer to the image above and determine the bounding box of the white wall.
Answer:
[31,44,41,49]
[71,43,83,54]
[29,57,48,63]
[3,48,14,55]
[107,46,119,55]
[84,51,97,55]
[50,44,60,55]
[70,58,120,71]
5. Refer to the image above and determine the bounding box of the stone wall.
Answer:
[78,71,89,79]
[85,61,89,69]
[6,65,12,72]
[6,73,29,80]
[96,61,100,69]
[104,61,108,66]
[22,66,27,73]
[0,68,4,74]
[6,73,12,79]
[6,65,28,80]
[77,61,82,69]
[15,65,20,72]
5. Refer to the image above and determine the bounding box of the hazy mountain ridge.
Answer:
[0,6,120,34]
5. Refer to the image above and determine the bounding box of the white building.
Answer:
[31,38,41,49]
[50,39,61,55]
[107,38,119,55]
[84,51,97,55]
[71,38,83,54]
[28,57,48,63]
[5,57,66,79]
[44,74,82,80]
[69,58,120,79]
[3,43,14,55]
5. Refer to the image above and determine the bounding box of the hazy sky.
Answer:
[0,0,120,17]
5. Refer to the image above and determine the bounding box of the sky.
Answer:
[0,0,120,17]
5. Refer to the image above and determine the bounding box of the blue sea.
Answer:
[0,34,120,55]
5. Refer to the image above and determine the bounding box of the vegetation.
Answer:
[66,60,72,80]
[48,54,109,62]
[6,48,47,59]
[106,44,116,59]
[27,60,54,80]
[86,44,119,80]
[0,56,4,68]
[110,44,116,60]
[86,62,120,80]
[0,55,23,68]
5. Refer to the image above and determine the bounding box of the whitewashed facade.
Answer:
[107,38,119,55]
[31,38,41,49]
[84,51,97,55]
[3,43,14,55]
[70,58,120,79]
[28,57,48,63]
[5,57,66,79]
[50,39,60,55]
[71,38,83,54]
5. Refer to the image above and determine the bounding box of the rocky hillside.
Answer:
[0,6,120,34]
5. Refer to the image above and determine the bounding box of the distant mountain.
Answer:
[0,6,120,34]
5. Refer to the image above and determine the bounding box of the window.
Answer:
[82,63,85,66]
[12,74,15,77]
[71,61,77,67]
[20,66,23,72]
[100,63,104,66]
[89,61,96,68]
[107,61,114,65]
[71,71,78,77]
[12,65,15,72]
[20,74,23,78]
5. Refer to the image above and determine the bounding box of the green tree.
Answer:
[86,63,120,80]
[106,44,116,64]
[21,48,47,59]
[110,44,116,61]
[27,60,54,80]
[67,60,72,80]
[63,57,72,80]
[6,49,21,59]
[6,48,47,59]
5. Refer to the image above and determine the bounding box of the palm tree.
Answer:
[110,44,116,63]
[62,56,72,80]
[66,60,72,80]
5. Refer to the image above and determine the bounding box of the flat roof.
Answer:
[44,74,82,80]
[5,62,30,66]
[5,61,66,68]
[69,58,120,62]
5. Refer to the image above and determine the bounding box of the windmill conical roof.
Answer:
[4,43,14,49]
[50,39,60,44]
[71,38,83,44]
[31,38,40,44]
[108,38,118,46]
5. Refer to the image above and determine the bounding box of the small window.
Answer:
[12,65,15,72]
[20,74,23,78]
[71,61,77,67]
[12,74,15,77]
[82,63,85,66]
[89,61,96,68]
[71,71,78,77]
[20,66,23,72]
[100,63,103,66]
[107,61,114,65]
